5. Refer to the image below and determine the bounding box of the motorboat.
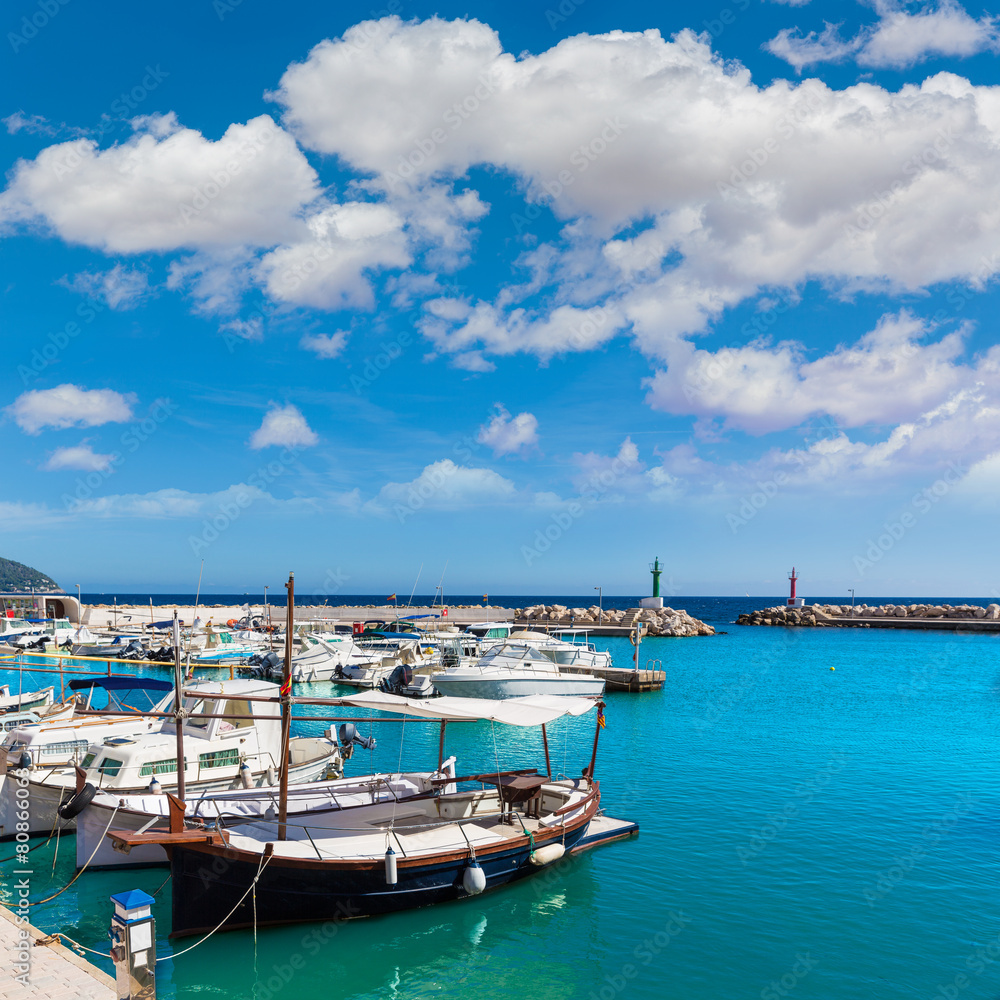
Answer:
[431,643,606,698]
[1,679,342,838]
[0,684,54,714]
[1,677,176,775]
[107,692,638,936]
[507,630,613,670]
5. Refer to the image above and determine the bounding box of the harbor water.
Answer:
[2,597,998,999]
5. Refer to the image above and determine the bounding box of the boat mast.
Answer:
[172,609,186,802]
[277,571,294,840]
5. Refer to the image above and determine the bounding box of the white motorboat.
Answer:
[1,677,175,772]
[0,684,54,714]
[508,629,613,670]
[291,633,382,682]
[0,679,342,838]
[431,643,606,698]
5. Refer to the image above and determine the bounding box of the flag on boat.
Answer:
[280,674,291,697]
[597,707,606,729]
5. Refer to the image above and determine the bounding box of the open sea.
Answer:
[2,596,999,1000]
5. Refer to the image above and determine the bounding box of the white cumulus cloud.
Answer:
[300,331,349,358]
[249,404,319,449]
[477,405,539,456]
[8,385,136,435]
[43,444,116,472]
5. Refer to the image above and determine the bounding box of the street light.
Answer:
[849,588,855,610]
[594,586,602,625]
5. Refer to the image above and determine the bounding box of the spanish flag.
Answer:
[482,594,488,602]
[280,674,291,697]
[387,594,396,601]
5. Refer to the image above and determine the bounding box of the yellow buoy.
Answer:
[830,666,835,671]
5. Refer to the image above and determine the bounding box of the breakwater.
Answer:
[515,604,715,637]
[737,603,1000,630]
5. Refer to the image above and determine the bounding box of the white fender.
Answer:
[463,861,487,894]
[530,843,565,866]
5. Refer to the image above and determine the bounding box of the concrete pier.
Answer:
[0,903,114,998]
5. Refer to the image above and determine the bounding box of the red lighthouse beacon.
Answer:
[787,567,804,608]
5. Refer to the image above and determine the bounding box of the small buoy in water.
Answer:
[240,762,252,788]
[385,846,398,885]
[830,666,835,671]
[463,859,486,895]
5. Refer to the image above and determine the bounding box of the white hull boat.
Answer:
[431,644,605,699]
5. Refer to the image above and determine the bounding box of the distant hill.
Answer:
[0,557,62,592]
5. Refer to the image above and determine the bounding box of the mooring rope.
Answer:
[29,805,120,907]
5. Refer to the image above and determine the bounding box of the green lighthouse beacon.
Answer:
[640,557,665,610]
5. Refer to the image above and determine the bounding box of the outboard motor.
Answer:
[336,723,376,759]
[379,664,413,695]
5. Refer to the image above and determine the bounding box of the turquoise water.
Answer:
[3,619,1000,999]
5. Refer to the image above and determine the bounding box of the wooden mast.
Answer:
[172,609,186,802]
[277,571,294,840]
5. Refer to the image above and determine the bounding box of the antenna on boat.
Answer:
[407,564,423,608]
[194,559,204,627]
[277,571,294,840]
[432,561,448,609]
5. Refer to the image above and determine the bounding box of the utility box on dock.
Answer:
[109,889,156,1000]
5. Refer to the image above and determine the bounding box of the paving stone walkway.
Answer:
[0,904,114,998]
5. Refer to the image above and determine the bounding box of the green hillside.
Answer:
[0,557,62,592]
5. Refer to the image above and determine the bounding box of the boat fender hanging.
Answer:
[58,782,97,820]
[239,762,253,789]
[147,778,162,795]
[265,765,277,786]
[463,860,487,895]
[18,751,32,771]
[385,846,398,885]
[530,843,565,867]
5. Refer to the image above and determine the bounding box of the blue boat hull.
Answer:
[168,820,593,936]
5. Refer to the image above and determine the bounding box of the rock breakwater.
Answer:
[517,604,715,637]
[737,603,1000,627]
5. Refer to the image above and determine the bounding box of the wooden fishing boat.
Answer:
[108,692,638,937]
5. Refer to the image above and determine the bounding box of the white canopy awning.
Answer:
[328,692,598,726]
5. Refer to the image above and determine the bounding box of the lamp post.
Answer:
[594,586,602,625]
[849,588,855,607]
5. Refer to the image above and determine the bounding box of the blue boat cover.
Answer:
[69,676,174,692]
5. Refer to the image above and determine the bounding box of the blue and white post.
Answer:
[109,889,156,1000]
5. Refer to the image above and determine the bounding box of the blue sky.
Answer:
[2,0,1000,597]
